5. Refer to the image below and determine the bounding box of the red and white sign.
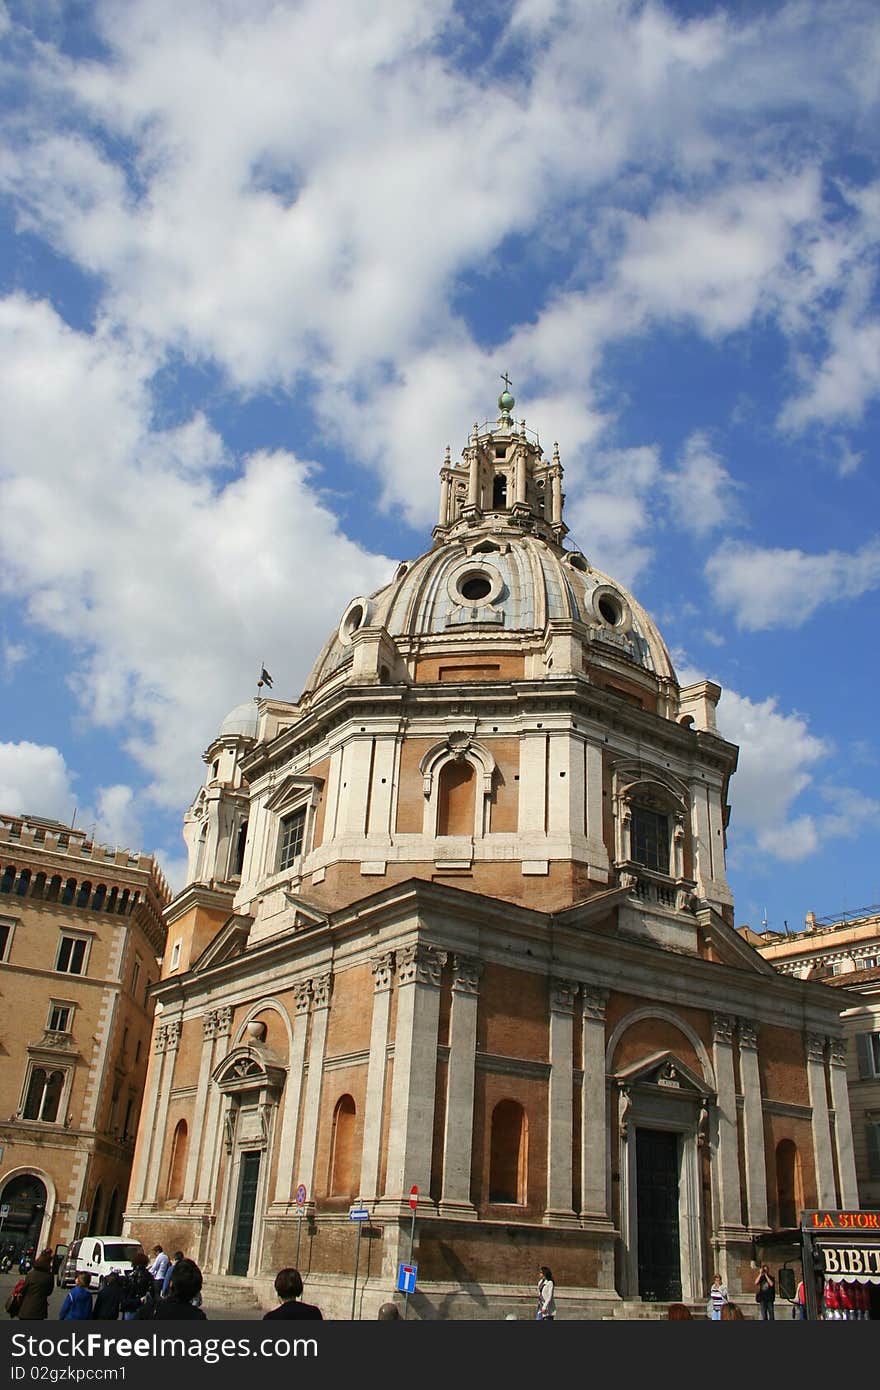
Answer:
[409,1185,419,1211]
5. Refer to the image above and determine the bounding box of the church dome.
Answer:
[217,700,259,740]
[303,399,676,702]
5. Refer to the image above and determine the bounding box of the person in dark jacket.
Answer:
[151,1259,207,1321]
[59,1273,93,1320]
[16,1252,54,1320]
[92,1272,124,1320]
[263,1268,323,1320]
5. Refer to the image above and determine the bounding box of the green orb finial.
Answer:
[498,371,514,416]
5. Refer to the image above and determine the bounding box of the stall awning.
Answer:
[817,1243,880,1283]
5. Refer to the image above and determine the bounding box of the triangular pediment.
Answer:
[264,774,323,814]
[698,905,778,975]
[281,891,330,932]
[615,1049,713,1098]
[192,914,252,971]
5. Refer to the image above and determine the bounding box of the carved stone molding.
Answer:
[550,977,578,1014]
[712,1013,735,1046]
[805,1032,827,1063]
[310,973,332,1010]
[370,952,395,993]
[203,1005,232,1041]
[293,981,311,1016]
[582,986,609,1022]
[155,1020,181,1053]
[451,955,483,995]
[396,943,446,988]
[827,1036,848,1068]
[738,1019,759,1051]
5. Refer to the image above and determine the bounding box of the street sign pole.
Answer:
[404,1185,418,1321]
[294,1183,307,1271]
[351,1220,363,1321]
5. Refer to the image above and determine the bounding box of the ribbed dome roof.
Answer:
[305,529,676,694]
[217,700,259,739]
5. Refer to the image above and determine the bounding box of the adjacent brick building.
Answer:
[125,391,857,1317]
[0,814,169,1257]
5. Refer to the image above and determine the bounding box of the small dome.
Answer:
[217,700,259,740]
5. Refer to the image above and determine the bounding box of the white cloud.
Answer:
[0,741,77,821]
[705,537,880,630]
[715,689,828,863]
[663,432,739,536]
[0,294,391,810]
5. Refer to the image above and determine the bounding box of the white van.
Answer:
[59,1236,146,1288]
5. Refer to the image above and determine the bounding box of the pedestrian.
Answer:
[377,1302,401,1320]
[59,1272,93,1320]
[162,1251,184,1297]
[720,1302,744,1320]
[707,1272,728,1320]
[147,1245,170,1296]
[152,1259,207,1321]
[536,1266,556,1321]
[92,1271,124,1320]
[667,1303,692,1319]
[119,1251,156,1320]
[262,1267,323,1320]
[16,1251,54,1320]
[754,1263,775,1320]
[793,1278,807,1319]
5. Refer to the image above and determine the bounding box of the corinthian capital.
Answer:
[396,943,446,988]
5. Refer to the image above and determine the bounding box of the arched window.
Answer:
[23,1068,65,1123]
[105,1187,121,1236]
[0,866,15,893]
[489,1099,527,1204]
[234,821,248,876]
[775,1139,803,1228]
[492,473,508,509]
[15,869,31,896]
[328,1095,358,1197]
[61,878,76,906]
[88,1184,103,1235]
[92,884,107,911]
[46,875,62,902]
[437,760,476,836]
[31,872,47,899]
[166,1120,188,1201]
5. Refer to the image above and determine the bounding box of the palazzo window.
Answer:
[278,808,306,871]
[630,806,670,874]
[56,933,89,975]
[0,917,13,962]
[47,1002,73,1034]
[856,1032,880,1079]
[22,1065,67,1123]
[489,1100,528,1204]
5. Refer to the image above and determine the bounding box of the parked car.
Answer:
[58,1236,146,1288]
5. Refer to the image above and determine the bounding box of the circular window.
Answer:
[338,597,372,646]
[591,585,631,633]
[447,560,504,609]
[460,574,492,601]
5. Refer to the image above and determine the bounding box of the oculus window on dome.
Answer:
[338,596,372,646]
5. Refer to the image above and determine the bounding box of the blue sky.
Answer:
[1,0,878,933]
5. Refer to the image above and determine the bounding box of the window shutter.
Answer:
[867,1123,880,1181]
[856,1033,873,1079]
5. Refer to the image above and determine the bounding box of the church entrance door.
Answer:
[636,1128,682,1302]
[230,1152,261,1276]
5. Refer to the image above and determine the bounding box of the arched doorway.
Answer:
[0,1174,48,1260]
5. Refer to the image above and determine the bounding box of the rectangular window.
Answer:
[131,959,141,995]
[0,918,13,961]
[47,1003,73,1033]
[135,1039,142,1064]
[121,1098,134,1141]
[56,934,88,974]
[630,806,670,874]
[169,940,181,971]
[278,808,306,870]
[856,1032,880,1079]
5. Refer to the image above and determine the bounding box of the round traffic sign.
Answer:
[295,1183,307,1206]
[409,1185,419,1210]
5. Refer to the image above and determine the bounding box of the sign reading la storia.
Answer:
[802,1209,880,1230]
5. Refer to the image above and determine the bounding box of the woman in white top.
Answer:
[537,1266,557,1321]
[707,1273,728,1320]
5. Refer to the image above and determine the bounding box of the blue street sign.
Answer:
[397,1262,417,1294]
[349,1206,370,1222]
